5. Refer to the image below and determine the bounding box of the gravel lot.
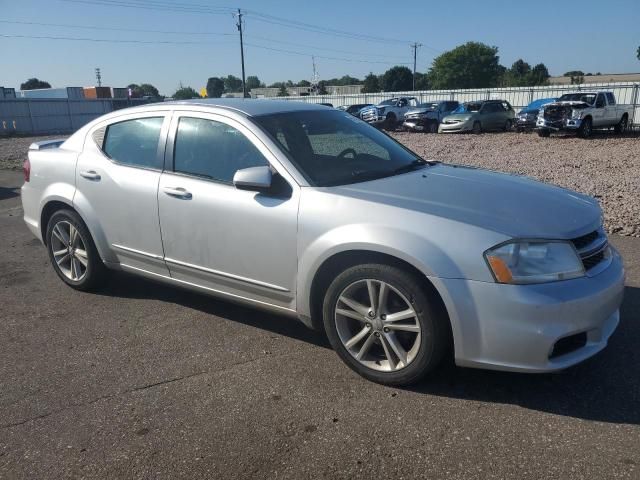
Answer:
[2,130,638,235]
[390,131,640,236]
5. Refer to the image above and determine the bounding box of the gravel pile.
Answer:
[1,131,638,236]
[0,135,68,170]
[391,131,640,237]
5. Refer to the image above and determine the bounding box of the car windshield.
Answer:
[558,93,596,105]
[378,99,396,106]
[254,110,426,187]
[453,102,482,113]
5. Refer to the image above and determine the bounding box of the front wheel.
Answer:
[503,119,512,132]
[383,114,397,131]
[428,121,439,133]
[322,263,448,386]
[46,209,107,291]
[472,121,482,134]
[578,117,593,138]
[537,129,551,138]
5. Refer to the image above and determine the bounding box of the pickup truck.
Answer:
[402,101,460,133]
[536,91,633,138]
[360,97,419,130]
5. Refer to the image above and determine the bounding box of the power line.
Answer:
[60,0,234,15]
[0,19,235,36]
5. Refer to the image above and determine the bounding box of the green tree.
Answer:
[139,83,160,97]
[172,86,200,100]
[428,42,502,89]
[206,77,224,98]
[414,72,430,90]
[297,80,311,87]
[246,75,263,90]
[564,70,585,84]
[127,83,143,98]
[224,75,243,92]
[362,73,380,93]
[381,66,413,91]
[317,80,328,95]
[529,63,550,86]
[505,59,532,86]
[277,84,289,97]
[20,78,52,90]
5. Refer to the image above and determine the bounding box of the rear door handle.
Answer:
[79,170,101,181]
[163,186,192,199]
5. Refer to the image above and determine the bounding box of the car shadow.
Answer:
[0,186,20,201]
[99,273,639,425]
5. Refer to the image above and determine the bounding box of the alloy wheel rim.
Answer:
[334,279,422,372]
[51,220,88,281]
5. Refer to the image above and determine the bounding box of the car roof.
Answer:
[162,98,329,116]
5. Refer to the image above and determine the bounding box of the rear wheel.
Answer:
[46,209,107,291]
[472,121,482,134]
[578,117,593,138]
[323,263,448,386]
[614,114,628,134]
[428,121,438,133]
[537,129,551,138]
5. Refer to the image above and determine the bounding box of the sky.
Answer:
[2,0,639,96]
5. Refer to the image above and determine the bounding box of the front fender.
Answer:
[296,224,466,318]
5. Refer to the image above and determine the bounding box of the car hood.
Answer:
[443,113,476,121]
[406,107,435,115]
[334,163,600,239]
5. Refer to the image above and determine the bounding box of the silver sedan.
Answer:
[21,99,624,385]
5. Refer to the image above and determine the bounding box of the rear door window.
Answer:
[605,92,615,105]
[102,117,164,169]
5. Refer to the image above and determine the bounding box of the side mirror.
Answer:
[233,166,272,192]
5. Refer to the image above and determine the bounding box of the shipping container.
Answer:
[83,86,112,99]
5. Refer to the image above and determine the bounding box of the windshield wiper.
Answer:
[391,159,428,175]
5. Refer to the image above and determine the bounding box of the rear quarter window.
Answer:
[102,117,164,169]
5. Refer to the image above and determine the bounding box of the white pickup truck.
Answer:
[360,97,419,130]
[536,91,633,138]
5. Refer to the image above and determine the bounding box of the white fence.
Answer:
[276,82,640,125]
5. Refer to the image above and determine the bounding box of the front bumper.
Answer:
[361,112,386,126]
[402,117,430,131]
[439,120,472,133]
[437,247,625,372]
[536,117,583,131]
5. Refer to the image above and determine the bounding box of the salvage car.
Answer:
[337,103,374,117]
[402,101,459,133]
[515,98,557,132]
[22,99,624,386]
[536,91,632,138]
[439,100,515,133]
[360,97,419,130]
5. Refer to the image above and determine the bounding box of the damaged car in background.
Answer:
[536,91,632,138]
[402,101,460,133]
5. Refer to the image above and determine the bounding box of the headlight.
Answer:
[377,107,386,115]
[485,241,584,284]
[571,109,584,119]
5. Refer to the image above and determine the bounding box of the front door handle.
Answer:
[79,170,101,181]
[163,186,192,199]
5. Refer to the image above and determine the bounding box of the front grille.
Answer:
[571,230,599,250]
[549,332,587,359]
[570,229,608,271]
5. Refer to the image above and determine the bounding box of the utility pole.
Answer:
[311,56,319,94]
[236,9,247,98]
[411,43,422,90]
[95,67,102,87]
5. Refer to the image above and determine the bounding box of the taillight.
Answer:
[23,158,31,182]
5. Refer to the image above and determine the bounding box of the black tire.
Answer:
[428,120,439,134]
[614,114,628,134]
[472,121,482,134]
[383,113,397,131]
[578,117,593,138]
[46,209,107,291]
[537,129,551,138]
[503,119,512,132]
[322,263,448,386]
[515,127,523,133]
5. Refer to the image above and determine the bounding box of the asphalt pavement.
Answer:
[1,169,638,479]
